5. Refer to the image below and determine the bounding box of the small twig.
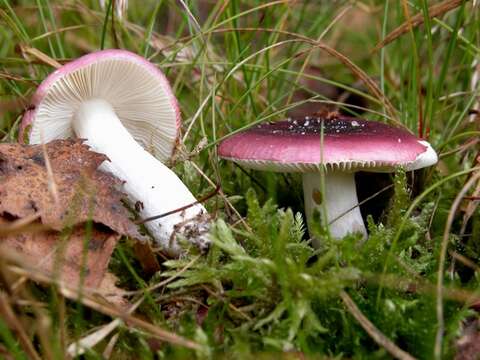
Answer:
[329,184,394,226]
[136,185,220,225]
[188,160,252,232]
[125,254,200,295]
[201,284,252,321]
[234,163,268,192]
[340,290,416,360]
[449,250,480,272]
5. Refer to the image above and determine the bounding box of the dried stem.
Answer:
[340,290,416,360]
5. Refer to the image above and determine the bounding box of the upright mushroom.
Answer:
[218,114,437,242]
[21,49,209,255]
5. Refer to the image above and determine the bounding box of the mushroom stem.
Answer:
[302,171,367,243]
[73,99,209,254]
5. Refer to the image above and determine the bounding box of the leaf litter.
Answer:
[0,138,141,237]
[0,139,141,299]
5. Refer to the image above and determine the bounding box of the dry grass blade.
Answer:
[202,285,252,321]
[0,246,200,351]
[312,42,400,127]
[67,296,144,356]
[468,60,480,123]
[0,345,15,360]
[460,166,480,234]
[128,254,200,295]
[284,3,353,113]
[103,332,119,359]
[32,24,87,42]
[67,319,121,356]
[373,0,465,52]
[449,251,480,273]
[340,290,416,360]
[363,273,480,305]
[40,130,60,204]
[0,293,42,360]
[188,161,252,232]
[0,71,34,83]
[19,45,62,69]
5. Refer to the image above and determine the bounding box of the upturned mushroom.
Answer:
[21,49,209,255]
[218,114,438,243]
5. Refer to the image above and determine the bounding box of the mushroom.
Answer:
[20,49,209,255]
[218,114,438,243]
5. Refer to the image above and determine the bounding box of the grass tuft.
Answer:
[1,0,479,358]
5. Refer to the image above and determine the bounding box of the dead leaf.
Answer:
[0,139,145,299]
[0,217,118,289]
[133,242,161,275]
[97,272,129,310]
[0,139,141,239]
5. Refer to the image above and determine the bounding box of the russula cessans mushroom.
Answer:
[218,114,438,243]
[20,49,209,255]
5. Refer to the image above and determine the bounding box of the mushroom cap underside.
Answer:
[21,49,180,162]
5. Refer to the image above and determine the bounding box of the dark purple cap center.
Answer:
[255,115,373,137]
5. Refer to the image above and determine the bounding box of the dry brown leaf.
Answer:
[97,272,129,310]
[455,318,480,360]
[0,139,141,239]
[0,217,118,289]
[0,139,144,300]
[373,0,465,52]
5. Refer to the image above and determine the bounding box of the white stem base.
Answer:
[73,99,209,255]
[302,171,367,245]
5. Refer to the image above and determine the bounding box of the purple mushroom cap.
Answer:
[218,115,438,172]
[219,114,438,242]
